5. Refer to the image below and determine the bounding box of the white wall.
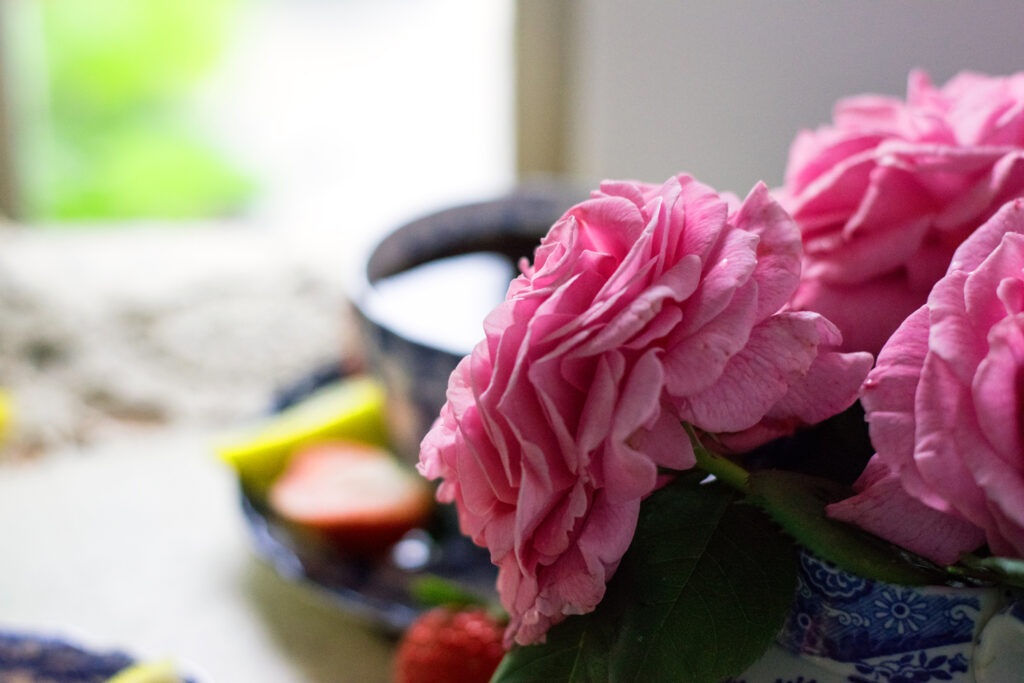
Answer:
[560,0,1024,196]
[200,0,516,257]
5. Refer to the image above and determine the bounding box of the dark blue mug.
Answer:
[350,185,579,463]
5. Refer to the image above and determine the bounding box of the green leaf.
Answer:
[493,475,798,682]
[408,574,492,609]
[748,469,947,585]
[608,481,797,682]
[490,605,617,682]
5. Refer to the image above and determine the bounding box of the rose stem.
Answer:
[684,423,751,494]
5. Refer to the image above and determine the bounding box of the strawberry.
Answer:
[393,607,507,683]
[268,440,433,557]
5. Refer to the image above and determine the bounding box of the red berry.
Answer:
[268,441,433,557]
[394,607,507,683]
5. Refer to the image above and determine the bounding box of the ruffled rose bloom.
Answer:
[829,199,1024,565]
[419,174,872,645]
[781,69,1024,355]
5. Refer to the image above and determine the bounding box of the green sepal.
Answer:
[956,554,1024,589]
[747,469,947,586]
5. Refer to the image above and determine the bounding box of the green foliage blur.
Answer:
[27,0,255,222]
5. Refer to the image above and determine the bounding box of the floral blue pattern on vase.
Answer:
[729,550,1024,682]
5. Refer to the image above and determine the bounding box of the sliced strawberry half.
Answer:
[268,440,434,556]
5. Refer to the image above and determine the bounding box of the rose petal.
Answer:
[676,312,835,433]
[662,281,757,397]
[789,272,924,354]
[913,351,997,527]
[827,457,985,565]
[782,70,1024,356]
[973,314,1024,464]
[731,182,803,321]
[861,306,930,480]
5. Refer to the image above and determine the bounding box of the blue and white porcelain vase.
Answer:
[731,550,1024,682]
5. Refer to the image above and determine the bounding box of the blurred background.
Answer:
[4,0,1024,456]
[0,0,516,456]
[6,0,1024,227]
[2,1,1024,680]
[0,0,514,234]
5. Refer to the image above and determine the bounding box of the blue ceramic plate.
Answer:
[0,631,195,683]
[238,365,498,635]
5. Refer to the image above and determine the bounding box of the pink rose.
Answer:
[828,199,1024,565]
[781,69,1024,355]
[419,175,872,645]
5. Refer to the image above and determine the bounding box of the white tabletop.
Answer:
[0,428,396,682]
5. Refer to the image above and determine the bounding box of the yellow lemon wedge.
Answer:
[214,374,389,496]
[0,389,12,444]
[105,660,183,683]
